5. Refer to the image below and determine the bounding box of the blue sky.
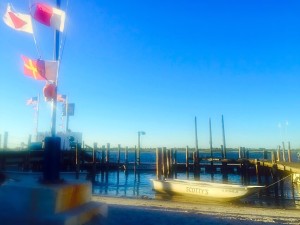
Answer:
[1,0,300,149]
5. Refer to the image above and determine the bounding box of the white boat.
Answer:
[151,179,265,201]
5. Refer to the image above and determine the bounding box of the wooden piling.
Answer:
[195,116,199,162]
[117,144,121,166]
[156,148,162,180]
[173,149,177,178]
[162,147,167,178]
[209,118,213,169]
[220,145,224,158]
[271,150,276,163]
[193,151,200,179]
[166,149,172,178]
[238,147,242,159]
[134,145,137,168]
[282,142,286,162]
[221,115,227,158]
[106,143,110,164]
[93,142,97,163]
[277,145,281,162]
[255,159,262,184]
[101,145,105,165]
[209,118,213,158]
[185,146,189,171]
[125,146,128,166]
[288,141,291,162]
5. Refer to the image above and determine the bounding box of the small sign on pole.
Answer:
[62,103,75,116]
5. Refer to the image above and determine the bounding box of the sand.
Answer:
[88,196,300,225]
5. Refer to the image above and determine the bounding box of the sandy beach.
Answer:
[88,196,300,225]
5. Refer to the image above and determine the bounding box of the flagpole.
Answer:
[43,0,61,182]
[35,93,40,141]
[51,0,61,137]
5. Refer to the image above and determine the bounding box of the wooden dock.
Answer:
[258,161,300,173]
[0,146,299,183]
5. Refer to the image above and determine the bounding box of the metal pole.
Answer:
[43,0,61,182]
[221,115,227,158]
[51,0,61,137]
[35,93,40,141]
[137,132,140,165]
[195,116,199,158]
[209,118,213,158]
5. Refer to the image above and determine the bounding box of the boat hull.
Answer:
[151,179,264,201]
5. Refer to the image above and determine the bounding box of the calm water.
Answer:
[91,150,300,209]
[4,150,300,209]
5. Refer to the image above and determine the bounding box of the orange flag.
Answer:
[21,55,58,81]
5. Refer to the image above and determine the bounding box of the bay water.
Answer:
[92,150,300,209]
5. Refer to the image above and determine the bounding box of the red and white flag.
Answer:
[21,55,58,81]
[3,4,33,33]
[33,3,65,32]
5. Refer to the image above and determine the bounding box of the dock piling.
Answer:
[282,142,286,162]
[117,144,121,167]
[185,146,189,171]
[277,145,281,162]
[288,142,291,163]
[101,145,105,165]
[106,143,110,164]
[162,147,167,179]
[156,148,162,180]
[173,149,177,178]
[125,146,128,167]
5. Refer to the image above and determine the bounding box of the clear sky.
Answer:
[1,0,300,149]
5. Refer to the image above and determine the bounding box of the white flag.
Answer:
[3,4,33,34]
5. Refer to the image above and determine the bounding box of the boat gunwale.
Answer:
[151,179,265,189]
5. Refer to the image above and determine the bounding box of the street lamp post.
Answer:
[137,131,146,165]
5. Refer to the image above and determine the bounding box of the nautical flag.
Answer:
[26,97,38,105]
[33,3,65,32]
[57,94,66,103]
[3,4,33,33]
[21,55,58,81]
